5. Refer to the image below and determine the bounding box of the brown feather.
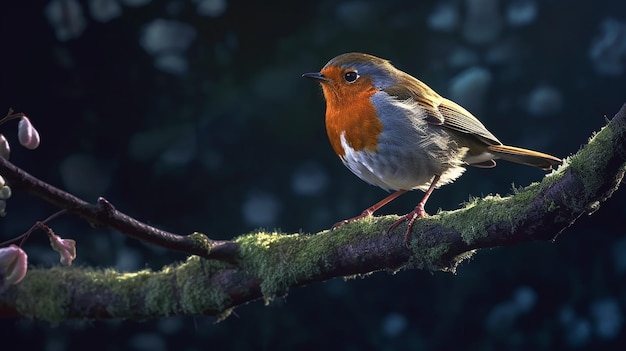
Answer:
[487,144,562,170]
[383,74,503,146]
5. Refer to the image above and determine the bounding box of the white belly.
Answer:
[339,132,467,192]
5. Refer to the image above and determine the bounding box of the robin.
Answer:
[303,52,562,245]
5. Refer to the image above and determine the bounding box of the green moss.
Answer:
[433,170,563,246]
[234,222,384,299]
[143,269,178,315]
[447,249,477,272]
[175,256,231,314]
[435,194,512,245]
[82,268,157,318]
[407,242,451,271]
[14,267,72,324]
[567,125,615,197]
[235,231,317,299]
[188,232,213,254]
[547,199,559,212]
[105,257,232,318]
[14,256,234,322]
[15,267,141,322]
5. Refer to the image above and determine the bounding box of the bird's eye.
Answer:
[344,71,359,83]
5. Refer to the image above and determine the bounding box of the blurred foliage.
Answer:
[1,0,626,350]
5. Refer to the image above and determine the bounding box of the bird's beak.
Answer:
[302,72,328,82]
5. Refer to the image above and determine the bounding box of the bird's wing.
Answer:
[435,98,502,145]
[384,75,502,146]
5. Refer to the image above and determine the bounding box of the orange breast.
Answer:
[322,75,383,157]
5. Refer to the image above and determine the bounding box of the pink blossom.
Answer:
[49,233,76,266]
[18,116,40,150]
[0,244,28,289]
[0,134,9,159]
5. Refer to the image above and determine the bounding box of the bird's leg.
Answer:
[332,189,408,229]
[387,175,441,247]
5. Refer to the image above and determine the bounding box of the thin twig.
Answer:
[0,209,68,247]
[0,152,239,262]
[0,108,26,126]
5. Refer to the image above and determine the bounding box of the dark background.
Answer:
[1,0,626,350]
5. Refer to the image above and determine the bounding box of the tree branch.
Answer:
[0,156,239,262]
[0,103,624,322]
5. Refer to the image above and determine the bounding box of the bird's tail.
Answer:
[487,144,562,171]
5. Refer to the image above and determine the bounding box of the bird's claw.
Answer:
[387,207,429,247]
[331,220,350,230]
[331,209,375,230]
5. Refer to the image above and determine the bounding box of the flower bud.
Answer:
[0,185,11,200]
[0,134,9,159]
[0,244,28,288]
[49,233,77,266]
[18,116,40,150]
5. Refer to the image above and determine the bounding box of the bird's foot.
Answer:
[332,190,408,230]
[387,204,429,247]
[331,209,374,230]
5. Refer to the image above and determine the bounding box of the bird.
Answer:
[303,52,562,246]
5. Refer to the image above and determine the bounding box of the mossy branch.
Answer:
[0,104,625,322]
